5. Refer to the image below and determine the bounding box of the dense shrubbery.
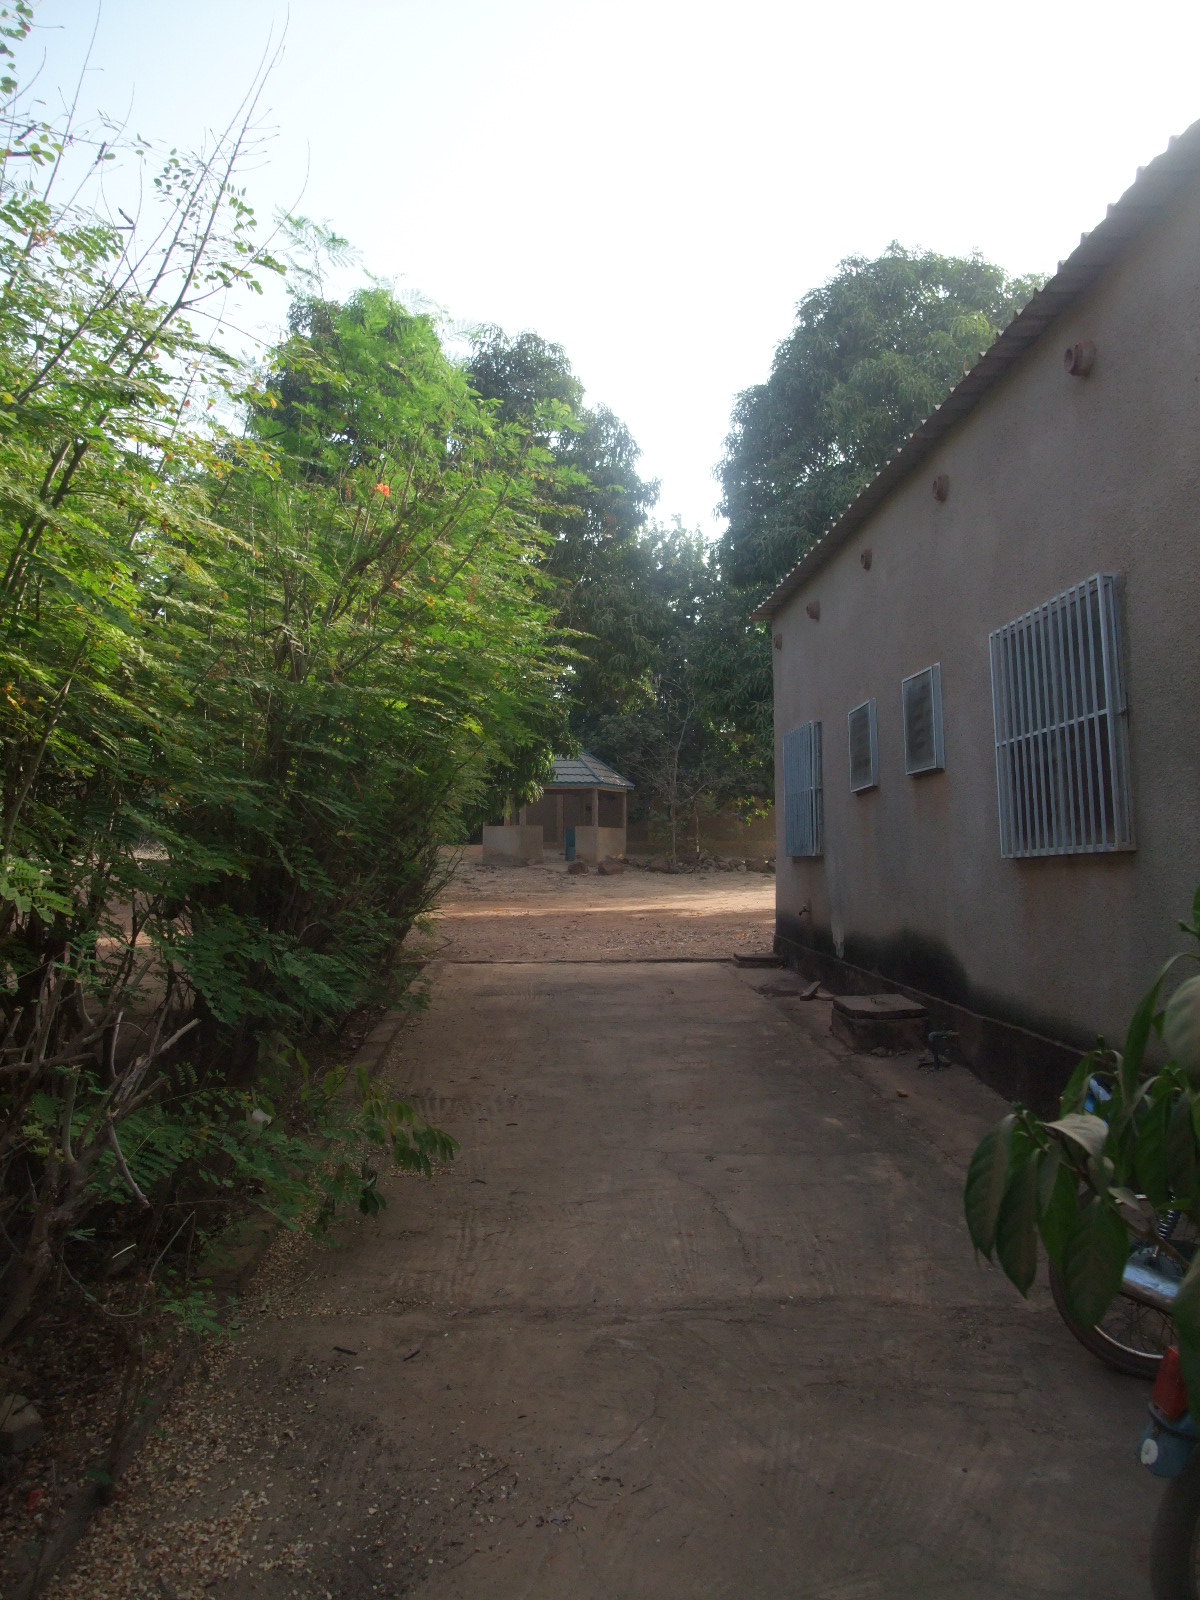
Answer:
[0,15,564,1342]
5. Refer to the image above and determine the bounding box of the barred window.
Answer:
[848,699,878,792]
[989,573,1133,858]
[783,720,822,857]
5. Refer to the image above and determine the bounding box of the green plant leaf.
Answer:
[995,1151,1039,1296]
[1133,1094,1171,1208]
[1120,955,1186,1101]
[1167,1094,1200,1207]
[1058,1054,1098,1116]
[964,1114,1014,1258]
[1045,1112,1109,1162]
[1037,1147,1078,1268]
[1060,1198,1129,1328]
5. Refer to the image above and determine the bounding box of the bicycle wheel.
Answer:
[1049,1260,1171,1377]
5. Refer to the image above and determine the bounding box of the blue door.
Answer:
[564,827,575,862]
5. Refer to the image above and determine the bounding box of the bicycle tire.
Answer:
[1048,1260,1167,1379]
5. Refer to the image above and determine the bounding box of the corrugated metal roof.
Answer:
[548,752,634,790]
[751,118,1200,622]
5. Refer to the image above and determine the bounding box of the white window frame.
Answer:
[901,663,945,775]
[989,572,1133,858]
[847,699,879,793]
[783,720,823,857]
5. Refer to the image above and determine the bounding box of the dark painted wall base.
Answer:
[774,931,1082,1116]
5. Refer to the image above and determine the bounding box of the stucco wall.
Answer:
[482,825,544,863]
[772,173,1200,1056]
[572,825,626,863]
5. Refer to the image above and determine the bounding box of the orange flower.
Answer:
[375,482,391,498]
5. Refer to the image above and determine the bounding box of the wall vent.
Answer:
[989,573,1132,857]
[847,700,878,792]
[902,664,944,775]
[783,720,823,857]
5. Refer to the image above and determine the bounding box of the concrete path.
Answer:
[54,956,1161,1599]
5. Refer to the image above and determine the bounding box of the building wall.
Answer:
[482,825,543,863]
[627,805,776,857]
[572,825,626,863]
[525,793,560,843]
[772,173,1200,1064]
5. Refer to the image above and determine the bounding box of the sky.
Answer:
[26,0,1200,534]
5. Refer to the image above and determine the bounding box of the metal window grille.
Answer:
[783,720,823,857]
[989,573,1133,858]
[902,664,944,775]
[848,699,878,792]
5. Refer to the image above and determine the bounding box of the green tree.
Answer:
[173,282,565,1059]
[0,24,564,1342]
[709,245,1043,794]
[468,328,661,721]
[467,330,771,826]
[589,521,749,858]
[719,244,1043,595]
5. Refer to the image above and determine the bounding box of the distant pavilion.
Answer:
[483,753,634,863]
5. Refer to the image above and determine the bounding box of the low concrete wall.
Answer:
[627,806,775,858]
[482,824,543,863]
[572,825,625,863]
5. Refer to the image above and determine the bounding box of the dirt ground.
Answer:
[41,865,1162,1599]
[420,851,777,963]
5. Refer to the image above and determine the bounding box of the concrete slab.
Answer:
[832,993,929,1020]
[54,960,1160,1599]
[832,991,930,1053]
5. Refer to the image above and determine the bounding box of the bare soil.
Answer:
[420,850,776,963]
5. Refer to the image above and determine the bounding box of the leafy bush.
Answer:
[0,15,561,1343]
[966,889,1200,1399]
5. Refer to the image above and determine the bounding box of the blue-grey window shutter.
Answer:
[848,699,879,792]
[784,721,822,857]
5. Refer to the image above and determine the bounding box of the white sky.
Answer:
[27,0,1200,534]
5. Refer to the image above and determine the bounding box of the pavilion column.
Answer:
[592,787,599,858]
[622,788,628,850]
[556,792,564,848]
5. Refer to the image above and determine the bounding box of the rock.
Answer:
[646,856,679,874]
[566,860,589,875]
[597,859,624,876]
[0,1394,44,1455]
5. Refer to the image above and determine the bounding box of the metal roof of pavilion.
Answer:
[548,753,634,790]
[751,115,1200,621]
